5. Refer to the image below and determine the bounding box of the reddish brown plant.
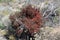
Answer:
[21,5,43,34]
[9,5,43,35]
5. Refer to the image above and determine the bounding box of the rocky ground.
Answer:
[0,0,60,40]
[35,26,60,40]
[0,26,60,40]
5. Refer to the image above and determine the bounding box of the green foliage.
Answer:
[0,0,2,2]
[0,21,5,29]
